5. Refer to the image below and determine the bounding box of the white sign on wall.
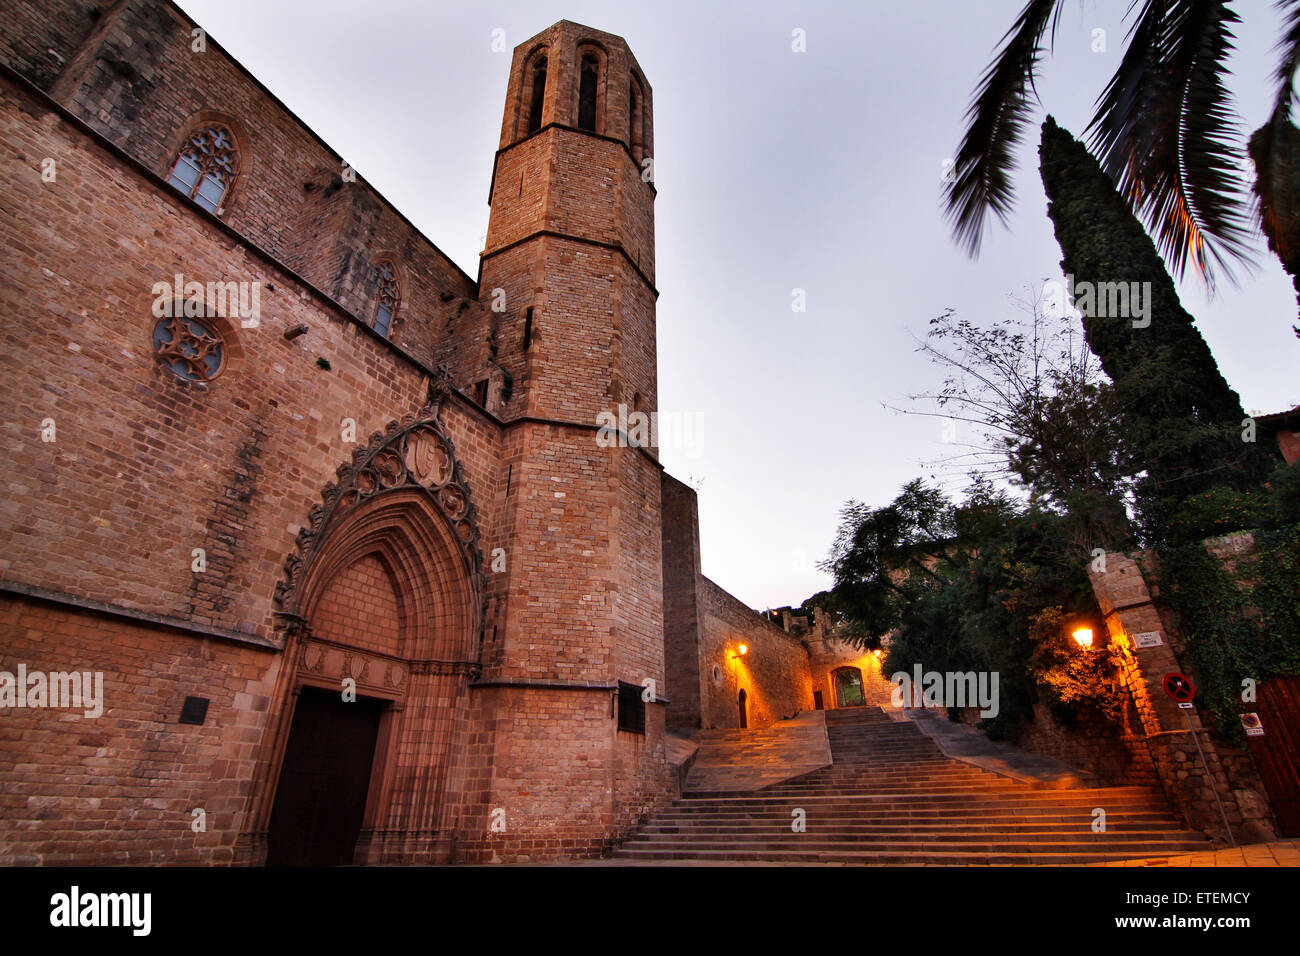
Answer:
[1134,631,1163,648]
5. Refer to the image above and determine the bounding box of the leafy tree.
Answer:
[820,479,1018,642]
[899,290,1134,545]
[821,479,1123,738]
[945,0,1300,294]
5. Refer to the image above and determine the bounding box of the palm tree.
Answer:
[945,0,1300,295]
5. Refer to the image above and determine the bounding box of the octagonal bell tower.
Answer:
[466,22,667,860]
[480,20,656,424]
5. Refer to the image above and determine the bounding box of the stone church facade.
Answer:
[0,2,852,865]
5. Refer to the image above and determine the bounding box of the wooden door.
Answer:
[1248,676,1300,836]
[266,687,384,865]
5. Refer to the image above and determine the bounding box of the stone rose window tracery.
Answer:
[152,314,226,381]
[373,261,400,338]
[167,125,238,214]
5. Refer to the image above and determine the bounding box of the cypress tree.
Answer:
[1038,116,1277,536]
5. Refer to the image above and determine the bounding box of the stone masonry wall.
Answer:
[0,73,507,643]
[0,0,479,372]
[698,577,812,730]
[661,473,704,732]
[807,632,896,709]
[1003,698,1160,789]
[0,594,282,865]
[1088,547,1280,844]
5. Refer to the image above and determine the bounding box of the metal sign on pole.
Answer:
[1162,672,1236,848]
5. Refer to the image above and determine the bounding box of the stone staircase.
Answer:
[613,707,1211,864]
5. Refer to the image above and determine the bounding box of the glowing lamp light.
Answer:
[1072,627,1094,649]
[737,644,748,656]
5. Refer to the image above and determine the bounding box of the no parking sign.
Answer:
[1163,672,1195,708]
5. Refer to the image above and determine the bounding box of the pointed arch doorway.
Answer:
[248,405,486,866]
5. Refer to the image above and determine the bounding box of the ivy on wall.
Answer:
[1158,523,1300,747]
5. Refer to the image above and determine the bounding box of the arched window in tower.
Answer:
[526,56,547,135]
[167,125,238,214]
[372,261,399,338]
[577,54,599,132]
[629,76,645,159]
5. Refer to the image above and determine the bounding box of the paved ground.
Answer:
[674,711,831,792]
[903,706,1103,788]
[555,839,1300,866]
[1087,839,1300,867]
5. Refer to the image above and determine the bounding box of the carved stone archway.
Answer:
[274,396,485,632]
[242,396,488,865]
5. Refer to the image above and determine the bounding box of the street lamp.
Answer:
[1071,627,1094,649]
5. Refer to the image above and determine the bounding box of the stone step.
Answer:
[765,778,1021,790]
[712,780,1028,793]
[652,812,1183,826]
[616,705,1207,863]
[780,762,993,773]
[653,814,1181,829]
[675,792,1168,808]
[652,806,1183,819]
[634,827,1202,843]
[641,816,1185,830]
[768,777,1009,789]
[758,778,1027,790]
[609,847,1195,865]
[684,783,1162,797]
[666,804,1173,817]
[616,837,1210,854]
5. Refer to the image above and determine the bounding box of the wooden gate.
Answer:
[1248,675,1300,837]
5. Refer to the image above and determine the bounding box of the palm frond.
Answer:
[1086,0,1254,290]
[1087,1,1168,189]
[944,0,1067,256]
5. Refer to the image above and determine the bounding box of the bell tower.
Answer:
[480,20,656,422]
[467,22,667,858]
